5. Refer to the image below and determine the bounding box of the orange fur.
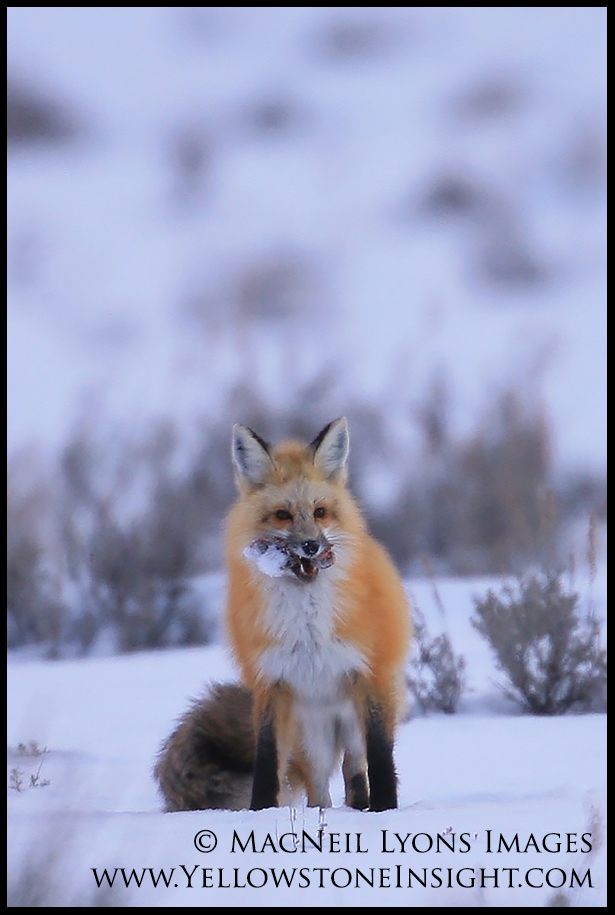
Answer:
[226,418,411,809]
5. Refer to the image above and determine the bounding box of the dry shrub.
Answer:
[471,573,607,714]
[7,454,63,652]
[7,76,78,147]
[56,421,225,654]
[6,374,606,655]
[453,392,553,570]
[367,387,557,575]
[407,606,467,715]
[310,17,397,63]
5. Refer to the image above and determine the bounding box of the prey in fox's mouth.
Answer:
[243,536,335,583]
[288,550,334,582]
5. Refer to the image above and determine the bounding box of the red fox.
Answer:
[155,418,411,811]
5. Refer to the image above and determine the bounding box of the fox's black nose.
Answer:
[302,540,320,557]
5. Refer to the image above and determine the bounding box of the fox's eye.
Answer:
[275,509,292,521]
[314,506,327,519]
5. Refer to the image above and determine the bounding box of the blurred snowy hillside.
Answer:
[7,8,607,652]
[7,7,607,457]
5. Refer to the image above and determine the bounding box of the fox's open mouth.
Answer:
[244,536,336,583]
[290,557,320,583]
[289,545,336,583]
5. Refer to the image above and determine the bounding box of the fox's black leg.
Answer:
[344,769,370,810]
[342,746,369,810]
[366,700,398,811]
[250,708,279,810]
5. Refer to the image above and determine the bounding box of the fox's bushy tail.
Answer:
[154,683,255,811]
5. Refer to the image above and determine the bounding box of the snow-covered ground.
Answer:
[7,7,607,907]
[8,570,607,907]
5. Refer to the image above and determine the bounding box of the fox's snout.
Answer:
[286,532,330,559]
[301,539,321,557]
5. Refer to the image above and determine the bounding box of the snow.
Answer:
[6,7,607,907]
[7,569,607,907]
[6,7,607,473]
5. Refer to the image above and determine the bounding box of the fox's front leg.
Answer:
[343,755,369,810]
[250,702,279,810]
[366,698,398,811]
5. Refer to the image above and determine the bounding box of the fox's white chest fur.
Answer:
[256,571,367,697]
[256,571,368,804]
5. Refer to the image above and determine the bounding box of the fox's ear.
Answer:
[232,424,274,490]
[310,417,350,482]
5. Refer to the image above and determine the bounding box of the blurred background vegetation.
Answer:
[7,8,606,656]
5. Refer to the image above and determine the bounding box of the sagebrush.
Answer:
[406,607,467,715]
[7,376,605,655]
[471,573,607,714]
